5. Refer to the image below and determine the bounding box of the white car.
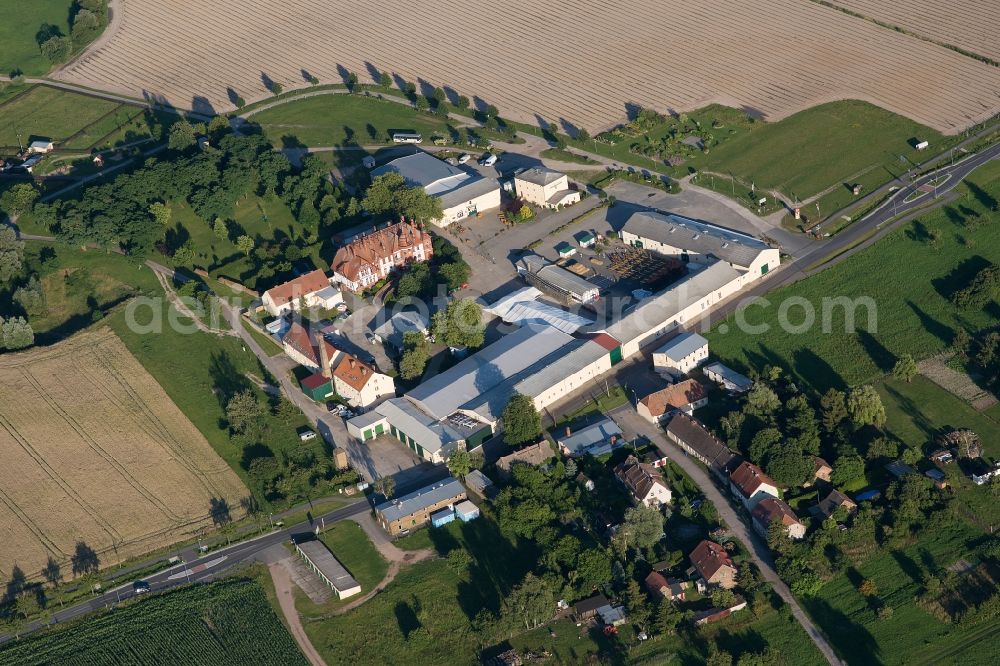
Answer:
[299,430,317,442]
[458,153,471,164]
[480,153,497,167]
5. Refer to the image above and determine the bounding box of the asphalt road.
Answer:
[0,464,454,644]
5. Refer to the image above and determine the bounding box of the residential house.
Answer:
[557,418,623,457]
[818,489,858,518]
[703,362,754,393]
[495,441,553,477]
[814,457,833,483]
[636,379,708,423]
[688,540,737,589]
[374,477,467,536]
[614,455,672,507]
[332,354,395,409]
[262,270,341,317]
[644,571,687,601]
[514,167,581,209]
[573,593,610,620]
[652,332,709,376]
[665,413,740,479]
[751,498,806,540]
[331,220,433,292]
[729,461,780,511]
[282,321,338,372]
[27,139,54,154]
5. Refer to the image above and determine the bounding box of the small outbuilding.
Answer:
[455,500,480,522]
[430,507,456,528]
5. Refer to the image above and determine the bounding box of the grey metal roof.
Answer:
[437,175,500,210]
[485,287,544,317]
[622,211,770,268]
[655,332,708,361]
[407,324,575,420]
[517,254,599,300]
[349,411,385,429]
[373,310,430,349]
[704,362,753,391]
[498,301,593,334]
[375,477,466,523]
[464,469,493,493]
[516,167,565,187]
[295,540,359,593]
[607,262,742,345]
[372,152,498,209]
[558,418,623,455]
[372,398,467,453]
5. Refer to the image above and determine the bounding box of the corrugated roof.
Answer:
[607,262,742,345]
[654,331,708,361]
[704,362,754,391]
[517,254,599,299]
[295,540,359,593]
[407,324,574,420]
[498,301,593,334]
[375,477,466,523]
[622,210,770,268]
[484,287,544,317]
[372,152,499,211]
[368,398,467,454]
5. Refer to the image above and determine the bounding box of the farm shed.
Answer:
[294,538,361,599]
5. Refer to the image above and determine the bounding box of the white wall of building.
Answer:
[334,373,396,409]
[439,188,502,226]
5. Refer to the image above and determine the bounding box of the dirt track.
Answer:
[54,0,1000,134]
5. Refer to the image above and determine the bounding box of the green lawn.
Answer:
[707,162,1000,392]
[0,0,72,76]
[539,147,599,165]
[252,94,458,148]
[0,85,121,148]
[699,101,950,200]
[319,521,388,593]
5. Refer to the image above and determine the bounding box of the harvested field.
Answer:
[55,0,1000,134]
[825,0,1000,63]
[0,328,247,580]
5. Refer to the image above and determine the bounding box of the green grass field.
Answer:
[0,0,72,76]
[0,86,118,147]
[319,521,387,593]
[804,520,995,666]
[251,94,458,148]
[699,101,951,201]
[707,160,1000,392]
[0,579,307,666]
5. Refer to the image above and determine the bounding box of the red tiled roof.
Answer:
[639,379,706,417]
[331,220,431,283]
[333,354,376,392]
[264,270,330,307]
[689,540,735,582]
[283,322,336,368]
[751,498,802,528]
[644,571,669,595]
[301,372,331,390]
[729,461,777,498]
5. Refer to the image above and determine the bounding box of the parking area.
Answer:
[344,434,438,485]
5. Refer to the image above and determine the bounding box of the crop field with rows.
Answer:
[54,0,1000,134]
[0,579,308,666]
[0,328,247,580]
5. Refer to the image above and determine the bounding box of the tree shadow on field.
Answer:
[71,541,100,577]
[191,96,216,119]
[226,87,243,107]
[260,72,278,94]
[906,300,953,347]
[855,330,895,373]
[4,565,26,603]
[364,61,380,84]
[394,598,422,638]
[931,255,990,301]
[802,596,882,665]
[209,350,251,406]
[793,348,846,394]
[967,181,998,212]
[209,497,232,526]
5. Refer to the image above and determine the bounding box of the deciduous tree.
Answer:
[501,393,541,447]
[847,385,886,429]
[892,354,918,383]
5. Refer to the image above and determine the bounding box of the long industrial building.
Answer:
[347,323,623,462]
